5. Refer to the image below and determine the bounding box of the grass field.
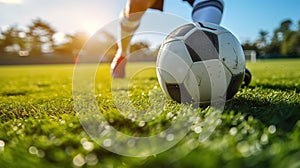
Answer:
[0,59,300,168]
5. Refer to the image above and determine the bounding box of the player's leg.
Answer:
[191,0,224,24]
[111,0,157,78]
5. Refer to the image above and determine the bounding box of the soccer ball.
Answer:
[156,22,245,106]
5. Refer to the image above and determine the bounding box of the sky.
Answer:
[0,0,300,44]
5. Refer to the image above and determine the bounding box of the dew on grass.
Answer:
[109,118,114,123]
[249,143,260,155]
[37,150,45,158]
[131,118,136,122]
[29,146,38,155]
[194,126,202,134]
[59,119,66,125]
[127,139,136,147]
[49,134,56,141]
[166,134,174,141]
[237,141,251,157]
[159,132,166,138]
[73,153,85,167]
[167,112,174,119]
[248,128,255,134]
[103,139,112,147]
[138,121,146,127]
[82,141,94,151]
[0,140,5,152]
[241,128,248,135]
[268,125,276,134]
[80,138,87,144]
[12,126,18,131]
[216,119,222,125]
[229,127,238,136]
[256,141,263,152]
[104,125,110,130]
[0,140,5,148]
[127,114,134,120]
[100,129,110,137]
[260,134,269,145]
[68,123,74,128]
[85,153,98,166]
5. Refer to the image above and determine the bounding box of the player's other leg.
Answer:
[111,0,158,78]
[241,68,252,87]
[191,0,224,24]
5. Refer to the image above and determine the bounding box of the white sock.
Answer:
[192,0,224,25]
[118,10,141,56]
[119,10,141,37]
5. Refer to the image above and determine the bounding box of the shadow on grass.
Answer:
[1,91,27,96]
[225,91,300,132]
[253,84,299,93]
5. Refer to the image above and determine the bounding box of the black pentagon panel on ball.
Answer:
[185,45,201,62]
[184,29,219,62]
[198,22,217,31]
[226,72,244,100]
[165,83,193,103]
[165,24,195,41]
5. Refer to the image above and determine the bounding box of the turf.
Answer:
[0,59,299,168]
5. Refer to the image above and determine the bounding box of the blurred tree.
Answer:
[27,18,56,55]
[130,41,149,52]
[265,19,294,56]
[255,30,269,55]
[281,31,300,56]
[54,32,89,56]
[0,39,3,54]
[99,31,118,60]
[70,32,89,53]
[129,41,156,61]
[0,27,16,48]
[276,19,300,56]
[153,44,161,57]
[54,31,118,62]
[53,34,75,55]
[266,28,281,55]
[242,40,258,51]
[0,26,27,55]
[81,31,117,62]
[278,19,292,33]
[257,30,269,47]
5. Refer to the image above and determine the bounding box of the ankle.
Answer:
[116,48,129,57]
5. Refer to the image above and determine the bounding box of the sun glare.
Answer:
[0,0,23,4]
[53,32,66,44]
[82,22,101,36]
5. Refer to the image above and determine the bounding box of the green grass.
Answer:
[0,59,299,168]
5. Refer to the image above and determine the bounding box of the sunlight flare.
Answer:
[0,0,23,4]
